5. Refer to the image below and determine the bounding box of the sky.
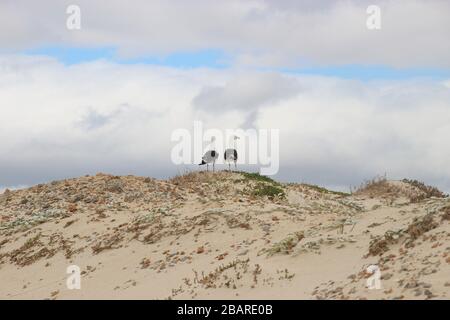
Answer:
[0,0,450,192]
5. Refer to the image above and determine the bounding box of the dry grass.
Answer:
[193,258,250,289]
[170,171,207,185]
[355,175,447,203]
[239,172,279,185]
[367,230,402,256]
[265,232,304,256]
[91,233,124,254]
[402,179,447,202]
[441,206,450,221]
[302,184,349,197]
[251,184,285,199]
[355,175,398,198]
[406,214,438,242]
[368,213,439,256]
[170,170,235,187]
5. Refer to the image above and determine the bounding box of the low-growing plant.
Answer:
[367,213,440,256]
[302,183,350,196]
[354,175,393,197]
[136,212,156,224]
[367,230,402,256]
[252,185,285,199]
[441,206,450,221]
[402,179,447,202]
[265,232,304,256]
[239,172,279,185]
[406,214,437,241]
[23,233,42,250]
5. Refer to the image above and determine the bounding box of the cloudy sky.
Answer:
[1,0,449,192]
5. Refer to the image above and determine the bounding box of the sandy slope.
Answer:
[0,172,449,300]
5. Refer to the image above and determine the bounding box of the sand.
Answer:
[0,172,449,300]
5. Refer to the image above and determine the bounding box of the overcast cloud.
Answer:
[0,1,449,192]
[0,0,450,68]
[0,55,449,192]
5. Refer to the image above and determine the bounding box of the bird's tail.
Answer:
[199,160,206,165]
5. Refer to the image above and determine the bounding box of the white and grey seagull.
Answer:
[199,137,219,172]
[224,135,239,171]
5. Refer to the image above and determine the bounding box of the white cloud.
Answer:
[444,80,450,89]
[0,55,450,192]
[257,77,450,189]
[192,72,301,127]
[0,0,449,68]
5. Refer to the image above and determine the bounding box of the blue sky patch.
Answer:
[23,46,450,80]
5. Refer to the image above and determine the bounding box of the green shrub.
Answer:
[302,183,349,196]
[240,172,278,185]
[252,185,285,199]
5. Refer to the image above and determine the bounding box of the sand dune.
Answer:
[0,172,449,300]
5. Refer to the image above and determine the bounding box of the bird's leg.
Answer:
[207,164,209,172]
[228,163,231,171]
[213,161,215,172]
[234,161,237,171]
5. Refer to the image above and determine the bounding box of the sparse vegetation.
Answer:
[402,179,447,202]
[265,231,304,256]
[368,213,440,256]
[170,170,206,185]
[193,258,250,289]
[302,183,349,197]
[22,233,42,251]
[92,233,124,254]
[277,268,295,280]
[239,172,279,185]
[355,175,394,197]
[367,230,403,256]
[135,212,156,224]
[235,171,286,200]
[1,171,449,299]
[252,184,285,199]
[0,210,70,234]
[406,214,438,242]
[226,215,251,229]
[441,206,450,221]
[355,175,447,203]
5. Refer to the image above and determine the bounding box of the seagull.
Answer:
[199,137,219,172]
[224,135,239,171]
